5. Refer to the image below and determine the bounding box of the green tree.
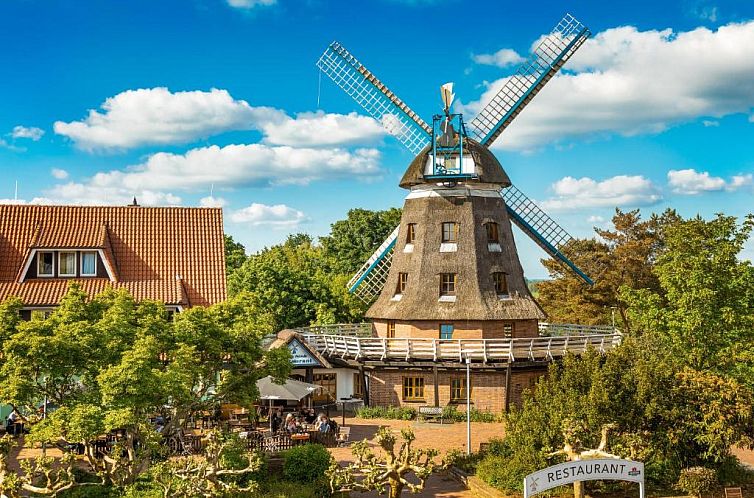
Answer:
[624,214,754,378]
[228,235,366,329]
[320,208,402,274]
[0,284,291,489]
[224,234,247,277]
[538,209,679,328]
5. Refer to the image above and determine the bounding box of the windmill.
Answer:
[317,13,592,304]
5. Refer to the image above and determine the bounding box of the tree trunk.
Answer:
[388,480,404,498]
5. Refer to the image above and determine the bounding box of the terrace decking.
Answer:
[293,323,622,365]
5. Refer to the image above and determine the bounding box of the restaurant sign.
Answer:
[288,338,321,367]
[524,459,644,498]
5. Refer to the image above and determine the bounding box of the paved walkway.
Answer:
[328,415,506,498]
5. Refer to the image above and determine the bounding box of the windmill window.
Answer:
[485,222,499,243]
[441,222,458,242]
[387,320,396,338]
[37,251,54,277]
[440,273,457,298]
[493,272,509,296]
[450,377,469,402]
[402,376,425,402]
[406,224,416,244]
[59,252,77,277]
[440,323,454,340]
[503,323,514,338]
[395,273,408,294]
[81,251,97,276]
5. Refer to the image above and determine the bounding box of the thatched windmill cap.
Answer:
[399,138,512,189]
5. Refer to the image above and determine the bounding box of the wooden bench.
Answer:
[419,406,444,424]
[725,488,743,498]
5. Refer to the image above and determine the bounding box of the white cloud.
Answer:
[44,182,182,206]
[11,126,44,141]
[462,21,754,150]
[587,215,605,223]
[54,87,279,151]
[199,196,228,208]
[261,111,385,147]
[227,0,276,8]
[541,175,662,211]
[0,197,55,205]
[472,48,525,68]
[51,168,69,180]
[0,138,24,152]
[231,203,306,228]
[53,87,384,151]
[668,168,753,194]
[44,143,381,205]
[702,120,719,127]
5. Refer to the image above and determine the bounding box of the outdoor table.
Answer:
[291,433,310,446]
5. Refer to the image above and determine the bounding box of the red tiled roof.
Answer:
[0,205,227,307]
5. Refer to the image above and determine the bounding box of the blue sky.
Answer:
[1,0,753,278]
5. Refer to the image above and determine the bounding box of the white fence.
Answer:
[301,332,622,364]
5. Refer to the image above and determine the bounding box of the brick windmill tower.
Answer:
[315,14,601,410]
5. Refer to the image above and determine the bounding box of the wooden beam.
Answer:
[360,365,370,406]
[504,362,512,413]
[433,365,440,407]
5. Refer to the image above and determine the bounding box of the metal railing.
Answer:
[300,332,622,364]
[538,322,618,336]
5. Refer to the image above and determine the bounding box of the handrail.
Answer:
[301,332,622,364]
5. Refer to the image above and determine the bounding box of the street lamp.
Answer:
[466,356,471,455]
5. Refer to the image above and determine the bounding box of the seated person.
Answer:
[305,408,317,424]
[284,414,298,433]
[316,414,331,433]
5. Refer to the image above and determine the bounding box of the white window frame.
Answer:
[80,251,98,277]
[37,251,55,277]
[58,251,77,277]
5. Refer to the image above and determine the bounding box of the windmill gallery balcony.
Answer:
[291,323,622,365]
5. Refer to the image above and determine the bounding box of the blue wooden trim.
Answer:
[348,237,397,292]
[481,27,589,146]
[506,206,594,286]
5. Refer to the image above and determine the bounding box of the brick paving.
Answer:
[328,415,506,497]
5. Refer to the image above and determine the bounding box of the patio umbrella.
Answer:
[256,376,321,401]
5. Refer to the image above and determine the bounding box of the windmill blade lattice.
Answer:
[347,226,399,302]
[469,13,590,147]
[317,42,433,156]
[502,185,593,285]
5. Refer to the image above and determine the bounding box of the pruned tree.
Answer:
[328,427,441,498]
[0,434,83,497]
[152,431,263,498]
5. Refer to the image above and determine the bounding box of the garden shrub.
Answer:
[675,467,717,498]
[282,444,333,496]
[356,405,416,420]
[441,405,502,423]
[716,455,754,485]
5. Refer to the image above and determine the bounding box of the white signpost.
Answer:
[524,459,644,498]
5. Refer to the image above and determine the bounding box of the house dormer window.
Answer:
[37,252,54,277]
[81,251,97,276]
[59,252,77,277]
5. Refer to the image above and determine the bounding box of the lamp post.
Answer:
[466,356,471,455]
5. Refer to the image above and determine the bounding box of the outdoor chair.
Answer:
[725,488,743,498]
[337,426,351,447]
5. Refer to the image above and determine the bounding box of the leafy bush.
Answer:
[283,444,333,496]
[441,405,502,423]
[675,467,717,498]
[445,448,484,474]
[356,405,416,420]
[57,486,120,498]
[476,452,545,492]
[716,455,754,485]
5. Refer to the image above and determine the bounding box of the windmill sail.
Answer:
[502,185,593,285]
[469,13,590,147]
[317,42,432,156]
[347,226,399,302]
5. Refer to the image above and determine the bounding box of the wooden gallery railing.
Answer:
[299,328,622,364]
